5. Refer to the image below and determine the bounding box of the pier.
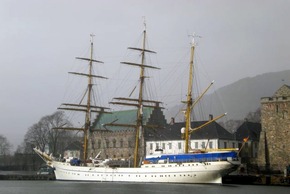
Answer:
[0,172,55,181]
[223,174,290,186]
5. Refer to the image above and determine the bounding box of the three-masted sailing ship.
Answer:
[34,27,240,184]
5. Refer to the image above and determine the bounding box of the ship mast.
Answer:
[55,34,110,161]
[183,36,226,153]
[83,34,95,161]
[110,22,160,167]
[134,26,146,168]
[184,36,195,153]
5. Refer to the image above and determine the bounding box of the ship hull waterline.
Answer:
[52,160,238,184]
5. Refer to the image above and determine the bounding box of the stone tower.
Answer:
[257,84,290,172]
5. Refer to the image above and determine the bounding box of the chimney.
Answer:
[170,117,175,125]
[209,114,213,120]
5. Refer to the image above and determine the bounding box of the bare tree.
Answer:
[24,111,76,156]
[0,134,12,156]
[219,120,244,133]
[245,108,261,123]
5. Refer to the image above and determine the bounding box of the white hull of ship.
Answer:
[52,160,237,184]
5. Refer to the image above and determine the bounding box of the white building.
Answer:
[145,120,237,156]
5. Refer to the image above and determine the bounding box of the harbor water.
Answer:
[0,181,288,194]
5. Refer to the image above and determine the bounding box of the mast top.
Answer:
[143,16,146,31]
[189,33,202,46]
[90,34,95,44]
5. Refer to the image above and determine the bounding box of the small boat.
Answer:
[34,25,240,184]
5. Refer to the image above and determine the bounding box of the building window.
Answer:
[195,142,198,149]
[224,142,227,148]
[128,140,132,147]
[156,143,159,149]
[120,139,123,148]
[232,142,236,148]
[91,139,95,149]
[168,143,172,149]
[201,142,205,148]
[276,104,279,113]
[150,143,153,150]
[106,140,109,148]
[178,142,181,149]
[283,110,288,119]
[162,143,165,149]
[113,139,116,148]
[209,142,213,149]
[98,140,101,149]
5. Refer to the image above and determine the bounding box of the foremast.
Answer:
[110,23,160,167]
[55,34,110,161]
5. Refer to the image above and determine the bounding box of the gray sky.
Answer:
[1,0,290,150]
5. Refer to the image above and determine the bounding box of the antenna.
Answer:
[142,16,146,31]
[90,34,95,43]
[188,33,202,46]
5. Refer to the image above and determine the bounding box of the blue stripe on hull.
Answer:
[145,151,238,163]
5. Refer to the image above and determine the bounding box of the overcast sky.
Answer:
[1,0,290,150]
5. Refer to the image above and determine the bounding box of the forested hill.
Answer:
[165,69,290,122]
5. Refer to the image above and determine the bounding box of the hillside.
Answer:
[164,70,290,122]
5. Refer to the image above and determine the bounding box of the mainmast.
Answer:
[110,22,160,167]
[55,34,110,161]
[134,27,146,168]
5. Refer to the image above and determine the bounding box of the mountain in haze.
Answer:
[164,70,290,122]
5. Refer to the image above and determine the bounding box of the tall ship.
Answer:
[34,26,240,184]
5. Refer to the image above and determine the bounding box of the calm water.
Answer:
[0,181,289,194]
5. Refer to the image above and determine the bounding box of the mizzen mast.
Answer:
[183,35,227,153]
[55,34,110,161]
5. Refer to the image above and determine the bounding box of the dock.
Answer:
[223,174,290,186]
[0,173,55,180]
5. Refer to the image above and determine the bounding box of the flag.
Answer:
[243,136,249,142]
